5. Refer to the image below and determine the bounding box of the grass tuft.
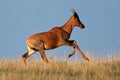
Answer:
[0,53,120,80]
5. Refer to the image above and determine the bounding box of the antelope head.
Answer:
[71,9,85,29]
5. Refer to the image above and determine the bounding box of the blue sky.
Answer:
[0,0,120,59]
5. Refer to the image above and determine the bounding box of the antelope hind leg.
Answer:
[38,48,49,63]
[38,48,56,67]
[22,46,36,65]
[22,52,28,65]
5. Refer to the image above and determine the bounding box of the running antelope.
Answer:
[22,9,89,65]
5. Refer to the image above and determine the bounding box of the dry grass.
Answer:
[0,53,120,80]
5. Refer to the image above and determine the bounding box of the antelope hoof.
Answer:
[68,54,72,58]
[84,57,89,61]
[68,50,75,58]
[22,56,27,65]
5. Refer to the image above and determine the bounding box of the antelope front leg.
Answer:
[66,40,89,61]
[68,47,75,58]
[73,41,89,61]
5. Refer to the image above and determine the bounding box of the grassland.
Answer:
[0,53,120,80]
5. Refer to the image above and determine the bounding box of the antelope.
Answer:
[22,9,89,65]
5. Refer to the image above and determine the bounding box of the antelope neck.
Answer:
[61,17,74,35]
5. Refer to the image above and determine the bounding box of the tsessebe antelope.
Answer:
[22,9,89,65]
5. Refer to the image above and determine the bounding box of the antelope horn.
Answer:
[71,9,77,14]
